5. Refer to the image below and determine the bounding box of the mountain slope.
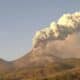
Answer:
[0,59,14,73]
[1,59,80,80]
[13,47,67,69]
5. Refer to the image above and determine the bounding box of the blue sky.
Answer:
[0,0,80,61]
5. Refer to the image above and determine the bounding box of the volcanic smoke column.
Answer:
[33,12,80,48]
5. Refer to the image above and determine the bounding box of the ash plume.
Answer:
[33,12,80,47]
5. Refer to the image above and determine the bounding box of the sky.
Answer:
[0,0,80,61]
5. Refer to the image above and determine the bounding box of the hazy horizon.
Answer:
[0,0,80,61]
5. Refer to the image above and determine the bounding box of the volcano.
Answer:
[0,12,80,80]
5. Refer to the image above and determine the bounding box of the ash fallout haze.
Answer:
[0,0,80,61]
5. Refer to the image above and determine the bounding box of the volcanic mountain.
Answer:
[13,33,80,69]
[0,40,71,73]
[0,34,80,71]
[0,12,80,80]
